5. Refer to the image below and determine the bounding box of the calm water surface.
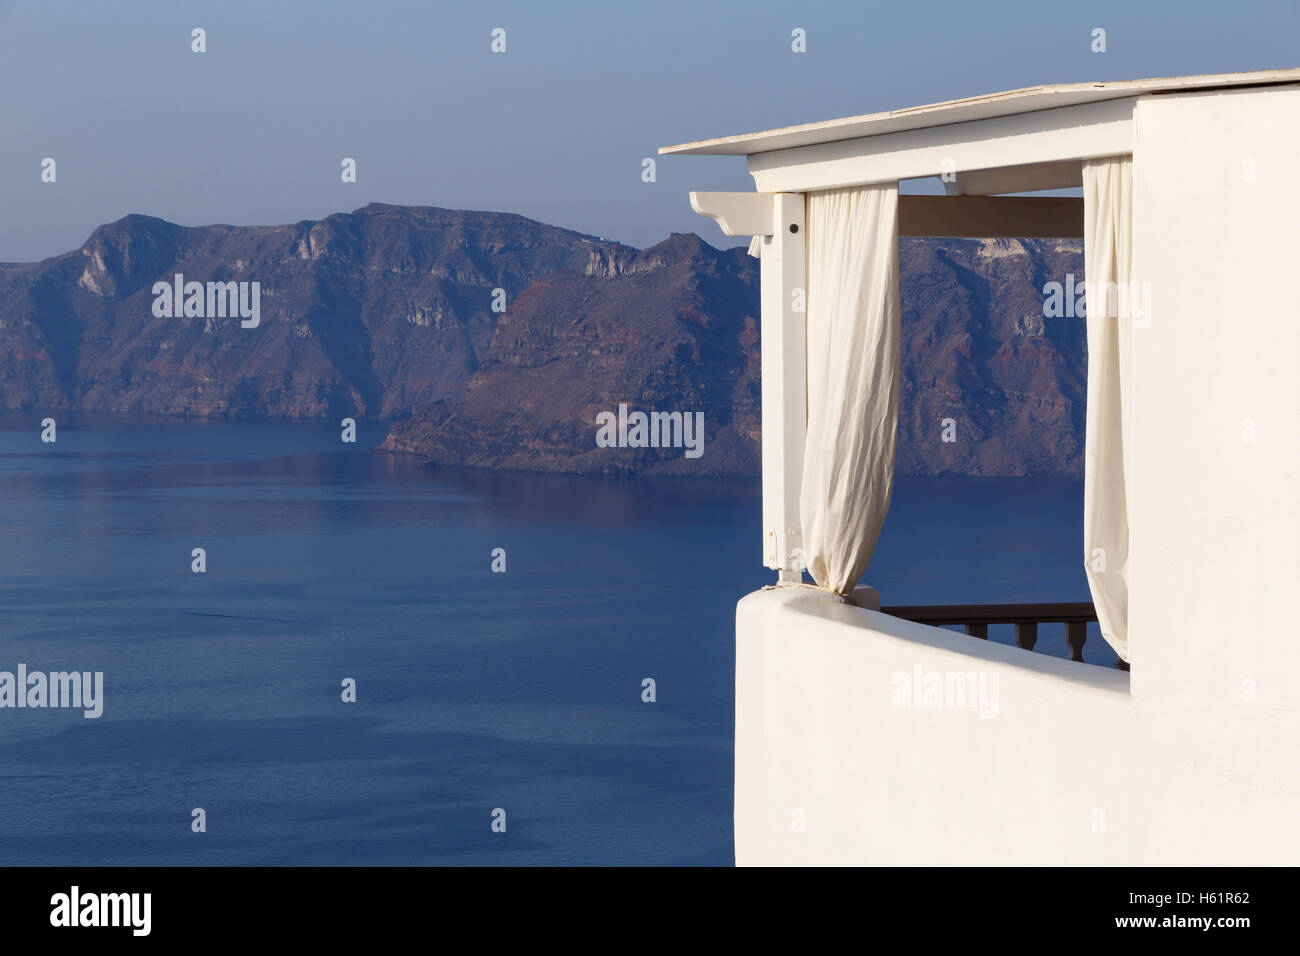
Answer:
[0,416,1102,865]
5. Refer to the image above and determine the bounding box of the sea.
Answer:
[0,415,1107,865]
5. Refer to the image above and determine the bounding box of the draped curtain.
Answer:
[1082,156,1135,661]
[800,184,901,595]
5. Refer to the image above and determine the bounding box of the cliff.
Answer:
[0,205,1086,476]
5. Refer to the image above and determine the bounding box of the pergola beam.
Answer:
[748,97,1134,193]
[943,159,1083,196]
[899,195,1083,238]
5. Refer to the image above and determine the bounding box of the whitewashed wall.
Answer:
[1126,85,1300,864]
[735,85,1300,866]
[735,589,1136,865]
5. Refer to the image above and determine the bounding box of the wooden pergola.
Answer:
[661,68,1300,585]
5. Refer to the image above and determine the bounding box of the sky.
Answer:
[1,0,1296,261]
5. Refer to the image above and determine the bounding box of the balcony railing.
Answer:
[878,601,1129,670]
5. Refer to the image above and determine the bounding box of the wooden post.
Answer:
[759,193,807,583]
[686,190,805,585]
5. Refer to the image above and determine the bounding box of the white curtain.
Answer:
[800,184,901,594]
[1082,156,1135,661]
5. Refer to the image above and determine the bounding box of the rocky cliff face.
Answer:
[382,234,1087,477]
[896,237,1086,477]
[0,204,619,419]
[0,205,1086,476]
[381,232,762,476]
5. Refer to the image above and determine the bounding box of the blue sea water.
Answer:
[0,417,1105,866]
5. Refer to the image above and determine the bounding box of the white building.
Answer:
[663,69,1300,865]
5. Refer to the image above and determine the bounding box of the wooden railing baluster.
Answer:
[1065,621,1087,662]
[878,602,1108,668]
[1014,623,1038,651]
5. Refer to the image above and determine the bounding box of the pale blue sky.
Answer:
[1,0,1295,260]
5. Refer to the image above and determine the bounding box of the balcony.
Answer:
[881,601,1128,670]
[735,587,1135,865]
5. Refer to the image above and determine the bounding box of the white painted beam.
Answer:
[688,191,775,237]
[758,193,807,583]
[942,159,1083,196]
[748,98,1135,193]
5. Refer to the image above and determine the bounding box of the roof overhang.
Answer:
[659,68,1300,158]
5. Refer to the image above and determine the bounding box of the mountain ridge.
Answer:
[0,204,1086,477]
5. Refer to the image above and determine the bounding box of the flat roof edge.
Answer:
[659,68,1300,157]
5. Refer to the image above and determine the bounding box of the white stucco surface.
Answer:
[736,588,1136,865]
[1125,85,1300,865]
[734,86,1300,866]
